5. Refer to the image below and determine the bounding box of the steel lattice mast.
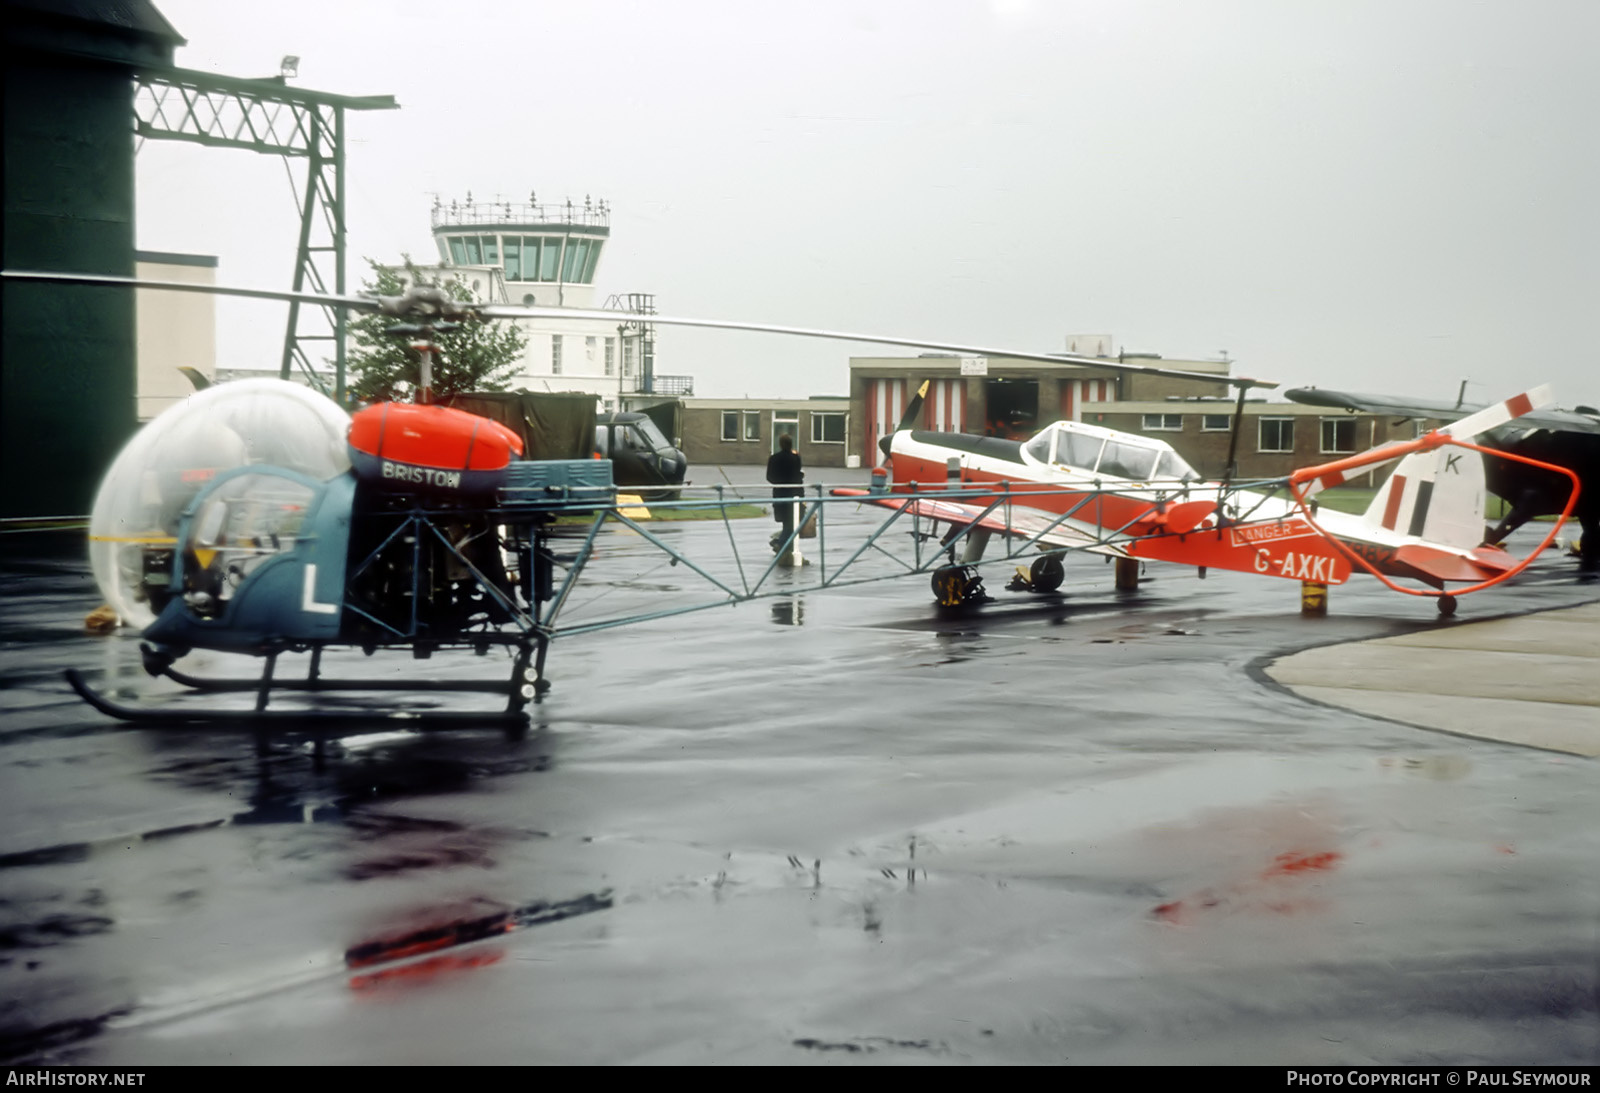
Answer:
[132,65,397,404]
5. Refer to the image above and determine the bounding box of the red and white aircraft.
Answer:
[839,384,1579,616]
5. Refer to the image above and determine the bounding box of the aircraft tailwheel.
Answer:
[1029,554,1065,594]
[1437,593,1458,619]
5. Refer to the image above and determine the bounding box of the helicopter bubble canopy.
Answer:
[90,379,351,628]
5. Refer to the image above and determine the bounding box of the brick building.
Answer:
[680,397,853,468]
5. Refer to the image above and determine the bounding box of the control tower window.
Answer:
[562,239,586,282]
[539,238,562,281]
[482,235,499,263]
[448,237,467,265]
[503,237,522,281]
[519,238,541,281]
[582,241,603,282]
[464,236,482,264]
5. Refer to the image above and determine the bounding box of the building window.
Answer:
[551,335,563,375]
[1258,417,1294,453]
[539,238,562,281]
[811,412,846,444]
[1321,417,1357,454]
[772,413,798,449]
[503,237,522,281]
[561,239,584,282]
[1201,414,1232,432]
[519,237,542,281]
[721,411,739,441]
[743,411,760,441]
[1142,413,1182,432]
[622,341,635,377]
[604,338,615,376]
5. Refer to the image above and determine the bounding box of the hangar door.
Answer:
[864,378,965,466]
[1060,378,1114,423]
[864,378,908,467]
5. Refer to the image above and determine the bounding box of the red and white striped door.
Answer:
[1062,378,1113,423]
[866,378,907,467]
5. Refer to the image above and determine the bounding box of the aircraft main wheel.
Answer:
[931,566,967,607]
[932,565,987,608]
[1029,554,1065,593]
[1437,593,1458,619]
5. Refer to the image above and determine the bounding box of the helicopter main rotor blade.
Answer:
[481,304,1275,390]
[0,270,481,322]
[1,269,383,312]
[3,269,1275,390]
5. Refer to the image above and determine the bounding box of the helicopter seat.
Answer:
[349,402,525,495]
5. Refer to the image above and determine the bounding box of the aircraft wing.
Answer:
[1285,387,1600,435]
[831,488,1129,554]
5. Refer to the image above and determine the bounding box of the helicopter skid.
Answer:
[157,662,517,696]
[65,638,546,728]
[65,668,534,727]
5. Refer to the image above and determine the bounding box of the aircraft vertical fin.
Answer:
[1363,449,1486,550]
[1406,481,1433,537]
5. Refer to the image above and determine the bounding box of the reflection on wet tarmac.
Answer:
[1377,755,1473,781]
[769,597,804,626]
[3,522,1598,1063]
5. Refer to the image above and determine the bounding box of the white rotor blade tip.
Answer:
[1441,385,1554,439]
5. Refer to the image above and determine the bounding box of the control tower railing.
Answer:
[432,195,610,230]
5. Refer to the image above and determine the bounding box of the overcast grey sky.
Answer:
[135,0,1597,405]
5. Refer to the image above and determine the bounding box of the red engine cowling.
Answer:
[348,402,525,494]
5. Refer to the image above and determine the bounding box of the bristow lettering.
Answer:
[380,461,462,490]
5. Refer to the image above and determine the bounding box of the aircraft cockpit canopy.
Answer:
[90,379,351,628]
[1023,421,1201,482]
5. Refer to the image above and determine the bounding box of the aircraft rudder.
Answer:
[1359,445,1487,550]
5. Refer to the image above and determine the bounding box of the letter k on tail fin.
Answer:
[1362,444,1487,550]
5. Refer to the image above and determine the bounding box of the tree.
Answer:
[345,259,527,404]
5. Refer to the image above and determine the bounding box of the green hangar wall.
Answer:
[2,0,181,518]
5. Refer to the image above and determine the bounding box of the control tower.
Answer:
[432,193,608,309]
[427,194,684,410]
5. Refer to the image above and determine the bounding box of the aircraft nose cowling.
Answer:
[878,434,894,458]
